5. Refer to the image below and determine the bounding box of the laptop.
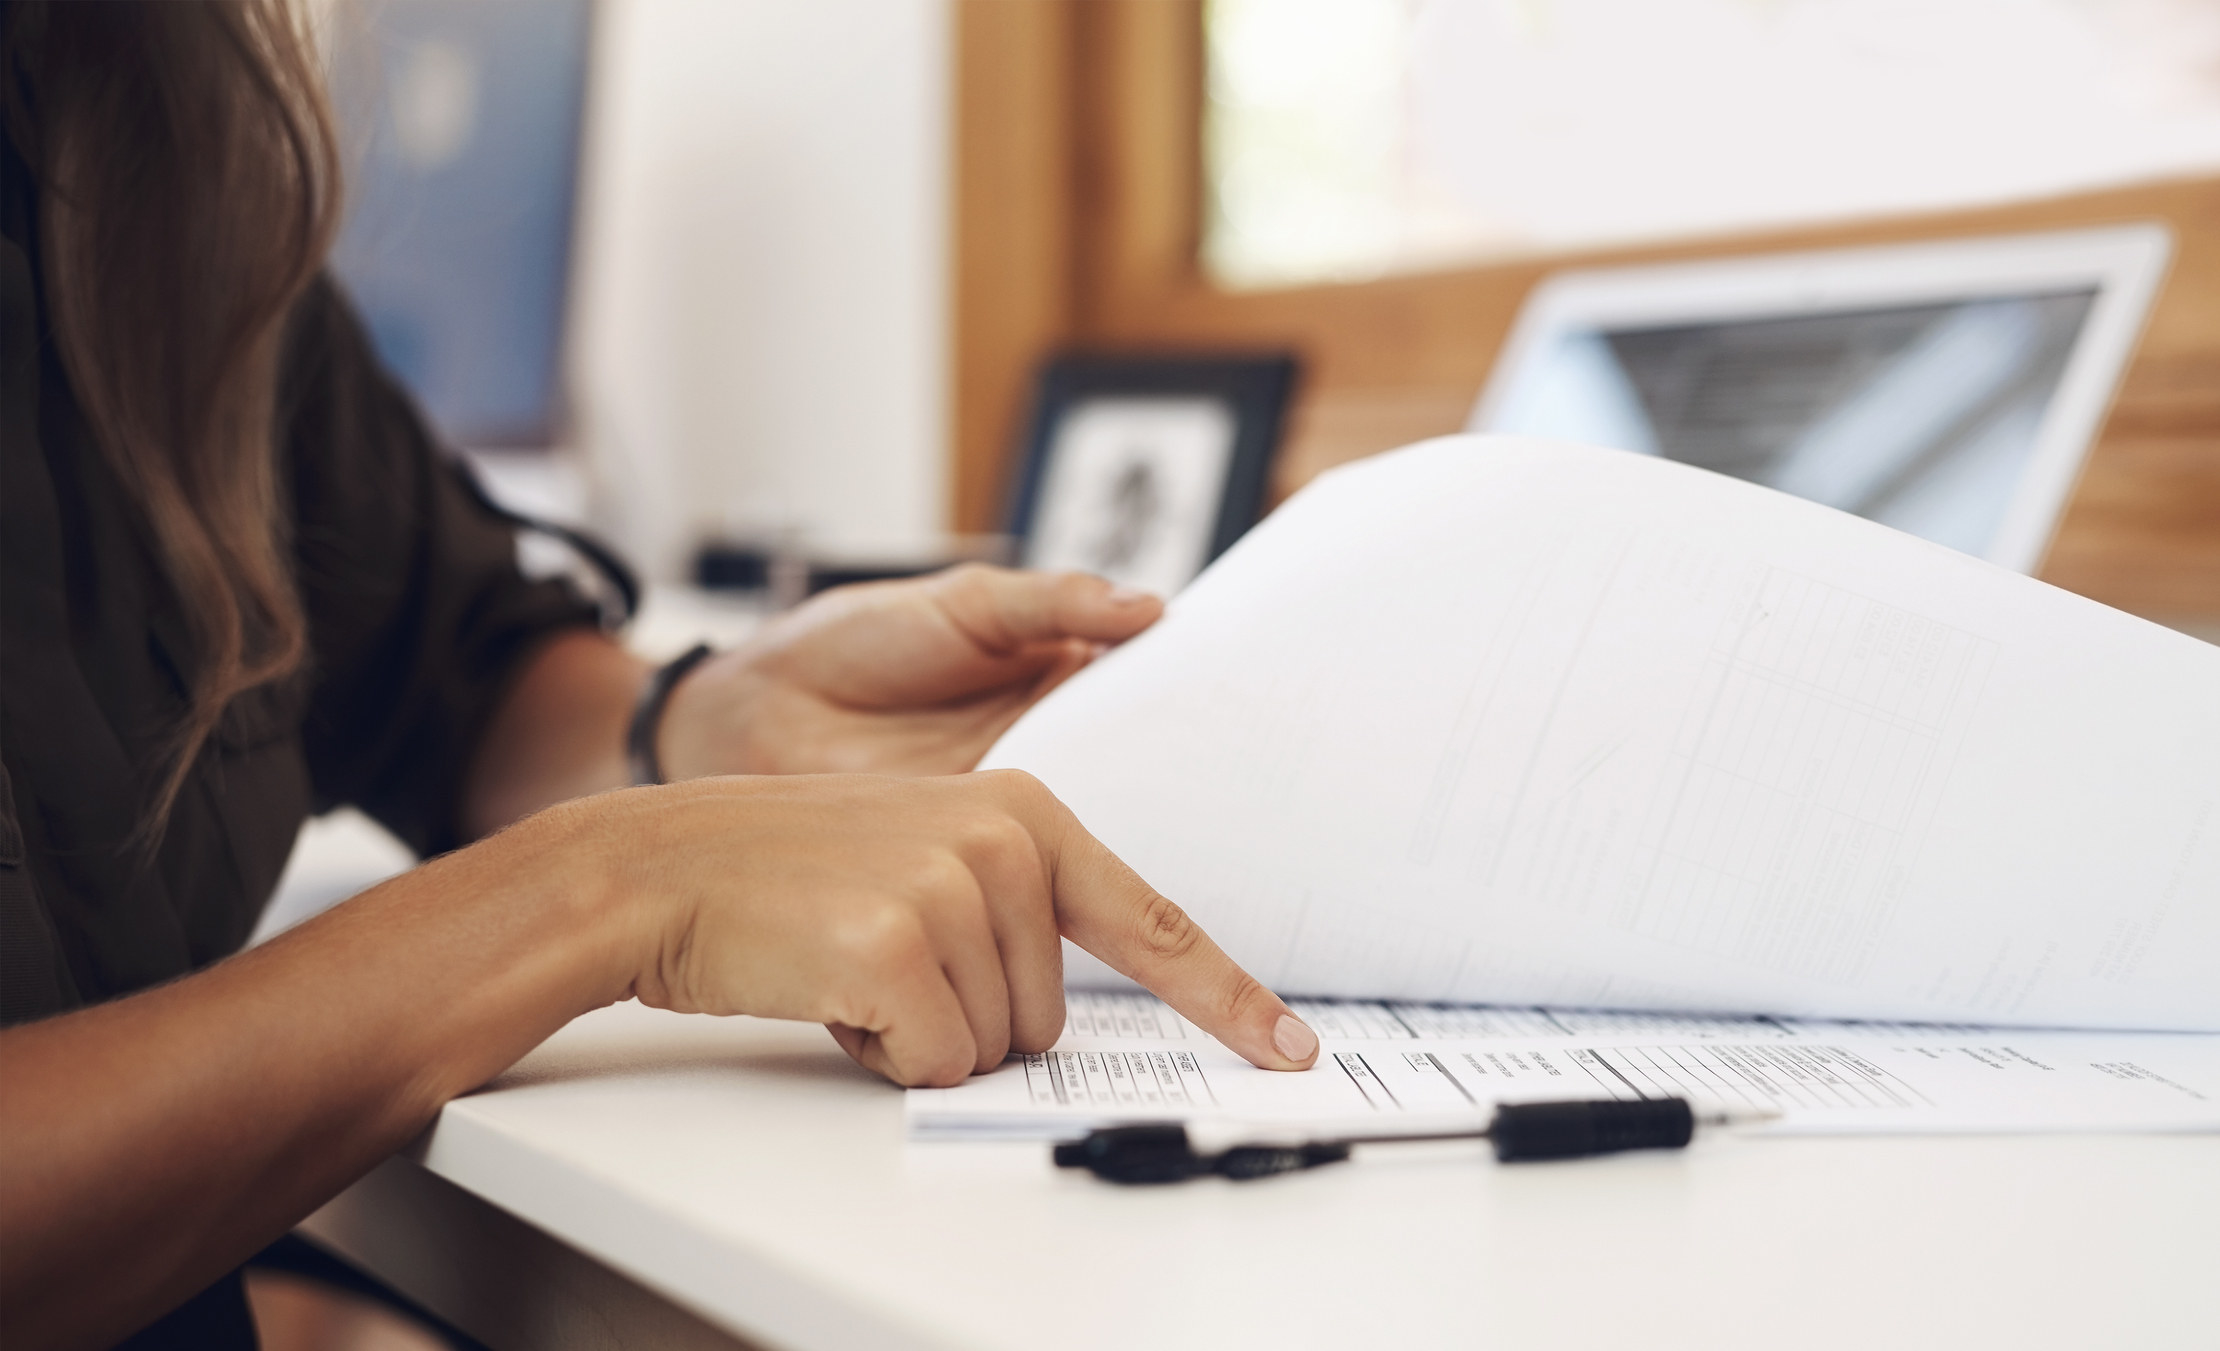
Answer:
[1469,225,2171,573]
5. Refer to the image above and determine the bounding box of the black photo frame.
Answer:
[1005,352,1299,595]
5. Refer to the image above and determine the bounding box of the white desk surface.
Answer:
[279,590,2220,1350]
[314,999,2218,1351]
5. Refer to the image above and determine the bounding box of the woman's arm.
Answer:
[458,566,1164,838]
[0,772,1319,1350]
[0,812,631,1350]
[460,627,645,835]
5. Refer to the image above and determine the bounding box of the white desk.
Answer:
[303,1000,2219,1351]
[279,595,2220,1349]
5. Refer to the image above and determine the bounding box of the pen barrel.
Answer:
[1054,1125,1207,1184]
[1489,1098,1695,1162]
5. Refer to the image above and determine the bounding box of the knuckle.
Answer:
[967,811,1040,870]
[938,561,997,594]
[1132,893,1202,962]
[976,767,1049,807]
[834,903,930,976]
[917,1045,976,1089]
[903,848,979,911]
[1009,1026,1058,1057]
[1010,1003,1065,1055]
[1222,970,1273,1023]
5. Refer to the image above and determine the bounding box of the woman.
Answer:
[0,4,1319,1347]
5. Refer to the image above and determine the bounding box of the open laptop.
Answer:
[1469,225,2171,573]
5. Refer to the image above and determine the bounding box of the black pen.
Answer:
[1052,1097,1779,1184]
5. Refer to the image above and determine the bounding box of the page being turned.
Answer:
[983,437,2220,1030]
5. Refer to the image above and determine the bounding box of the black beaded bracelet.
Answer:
[627,643,716,785]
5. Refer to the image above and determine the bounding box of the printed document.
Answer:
[908,993,2220,1138]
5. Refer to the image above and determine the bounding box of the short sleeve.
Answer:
[280,278,602,856]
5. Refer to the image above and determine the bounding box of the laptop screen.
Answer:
[1484,290,2098,558]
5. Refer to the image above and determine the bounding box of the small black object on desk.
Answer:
[1053,1125,1354,1185]
[1052,1097,1697,1185]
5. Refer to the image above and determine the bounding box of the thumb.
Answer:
[933,565,1163,652]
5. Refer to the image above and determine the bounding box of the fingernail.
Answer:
[1105,583,1158,606]
[1272,1014,1318,1063]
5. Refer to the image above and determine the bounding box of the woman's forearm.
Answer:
[0,771,1315,1351]
[461,629,649,839]
[0,803,643,1351]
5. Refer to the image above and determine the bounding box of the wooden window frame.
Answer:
[954,0,2220,620]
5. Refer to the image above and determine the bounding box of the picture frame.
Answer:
[1005,353,1300,596]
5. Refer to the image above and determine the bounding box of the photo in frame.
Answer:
[1006,354,1300,596]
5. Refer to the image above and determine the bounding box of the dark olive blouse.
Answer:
[1,135,599,1346]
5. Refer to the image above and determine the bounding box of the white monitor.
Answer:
[1469,225,2171,572]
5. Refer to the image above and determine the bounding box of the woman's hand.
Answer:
[656,565,1163,781]
[571,769,1317,1085]
[0,766,1309,1348]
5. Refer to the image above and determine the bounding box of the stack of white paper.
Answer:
[922,437,2220,1138]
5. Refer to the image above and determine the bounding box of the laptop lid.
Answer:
[1469,225,2171,573]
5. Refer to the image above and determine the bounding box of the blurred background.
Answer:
[316,0,2220,628]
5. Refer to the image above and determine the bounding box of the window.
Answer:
[1205,0,2220,288]
[954,0,2220,621]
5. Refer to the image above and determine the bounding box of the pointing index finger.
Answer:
[985,772,1317,1072]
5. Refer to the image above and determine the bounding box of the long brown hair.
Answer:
[4,0,339,835]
